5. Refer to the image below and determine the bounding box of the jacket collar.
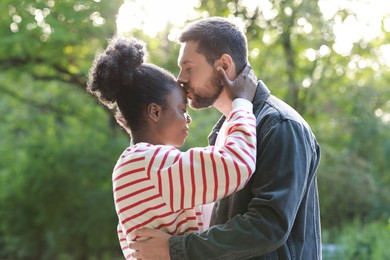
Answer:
[253,80,271,107]
[208,80,270,145]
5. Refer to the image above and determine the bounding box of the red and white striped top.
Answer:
[114,99,256,259]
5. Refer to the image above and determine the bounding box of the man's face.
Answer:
[177,41,223,109]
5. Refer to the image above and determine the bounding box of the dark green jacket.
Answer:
[170,81,322,259]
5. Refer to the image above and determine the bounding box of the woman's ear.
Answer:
[148,103,161,122]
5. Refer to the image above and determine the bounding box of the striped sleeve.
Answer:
[117,223,135,260]
[148,99,256,211]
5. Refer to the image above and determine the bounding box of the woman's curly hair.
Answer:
[87,37,178,134]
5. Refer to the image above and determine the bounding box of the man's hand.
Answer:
[129,228,171,260]
[217,64,257,102]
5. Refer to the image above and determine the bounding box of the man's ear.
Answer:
[148,103,161,122]
[216,54,236,79]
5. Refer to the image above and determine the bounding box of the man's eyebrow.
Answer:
[179,60,192,66]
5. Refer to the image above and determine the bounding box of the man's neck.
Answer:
[213,91,232,116]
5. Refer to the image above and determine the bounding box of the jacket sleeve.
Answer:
[169,118,318,259]
[149,98,257,211]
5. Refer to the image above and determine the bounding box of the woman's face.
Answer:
[157,85,192,147]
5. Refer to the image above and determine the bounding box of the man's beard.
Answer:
[188,70,223,109]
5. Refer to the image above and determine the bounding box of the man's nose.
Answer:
[177,71,187,86]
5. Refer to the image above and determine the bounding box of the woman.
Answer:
[87,36,257,259]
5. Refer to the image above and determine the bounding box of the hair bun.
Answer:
[87,36,146,107]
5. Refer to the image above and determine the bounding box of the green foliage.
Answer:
[240,0,390,230]
[323,219,390,259]
[0,0,125,258]
[182,107,222,149]
[317,82,390,227]
[0,0,390,258]
[0,0,121,86]
[0,72,126,258]
[192,0,390,231]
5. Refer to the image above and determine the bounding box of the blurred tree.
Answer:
[1,0,390,258]
[0,77,125,258]
[0,0,119,87]
[191,0,390,229]
[0,0,125,258]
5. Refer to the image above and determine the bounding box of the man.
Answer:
[130,16,322,260]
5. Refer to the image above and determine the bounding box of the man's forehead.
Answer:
[178,41,202,65]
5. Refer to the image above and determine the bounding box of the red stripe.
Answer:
[168,167,174,210]
[226,138,255,163]
[114,156,145,171]
[169,153,180,210]
[231,115,247,122]
[240,145,255,164]
[210,147,218,202]
[113,167,145,182]
[171,215,197,234]
[126,210,174,235]
[122,202,165,224]
[157,149,171,194]
[190,150,196,207]
[116,185,155,204]
[177,226,199,235]
[147,147,162,178]
[226,145,251,175]
[200,151,207,204]
[155,211,183,231]
[232,160,241,192]
[134,144,151,152]
[221,156,229,197]
[233,135,256,149]
[228,127,252,136]
[229,109,241,119]
[117,193,160,214]
[155,211,195,234]
[188,227,199,232]
[179,158,185,209]
[172,152,180,163]
[114,176,149,192]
